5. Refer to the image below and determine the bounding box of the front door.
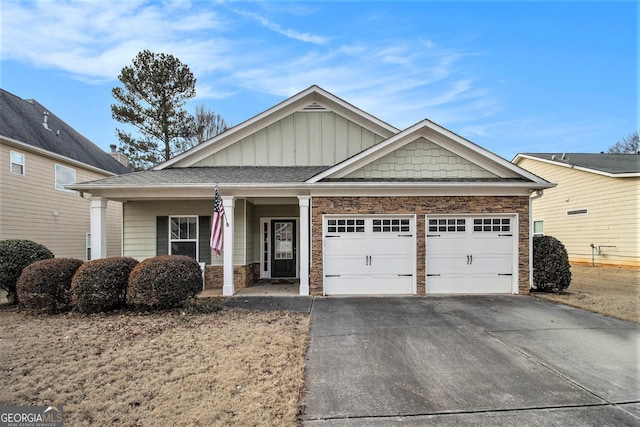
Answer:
[271,220,296,277]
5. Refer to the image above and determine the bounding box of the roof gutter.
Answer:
[69,180,555,201]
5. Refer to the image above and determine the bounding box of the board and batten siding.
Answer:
[123,199,247,265]
[518,158,639,267]
[192,112,385,167]
[0,143,122,259]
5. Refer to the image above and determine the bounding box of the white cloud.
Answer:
[1,0,228,82]
[1,0,502,130]
[232,9,328,45]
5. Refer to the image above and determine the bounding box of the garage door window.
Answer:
[428,218,466,233]
[373,218,410,233]
[473,218,510,232]
[327,219,365,233]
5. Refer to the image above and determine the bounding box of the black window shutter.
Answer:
[199,215,211,264]
[156,216,168,256]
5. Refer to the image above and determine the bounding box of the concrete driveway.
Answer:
[303,296,640,426]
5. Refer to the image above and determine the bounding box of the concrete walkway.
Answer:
[303,296,640,426]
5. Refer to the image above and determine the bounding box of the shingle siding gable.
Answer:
[344,137,498,179]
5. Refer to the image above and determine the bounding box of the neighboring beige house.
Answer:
[513,153,640,267]
[0,89,131,259]
[72,86,553,296]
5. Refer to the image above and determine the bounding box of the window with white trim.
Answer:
[10,151,24,175]
[263,222,269,274]
[428,218,466,233]
[170,216,198,259]
[86,233,92,260]
[55,164,76,192]
[533,220,544,236]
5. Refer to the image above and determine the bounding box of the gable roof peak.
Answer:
[156,85,399,170]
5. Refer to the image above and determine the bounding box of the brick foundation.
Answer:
[311,196,530,296]
[204,263,259,289]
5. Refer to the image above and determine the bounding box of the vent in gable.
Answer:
[300,102,328,112]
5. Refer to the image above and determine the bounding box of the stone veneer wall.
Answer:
[310,196,530,296]
[204,263,259,290]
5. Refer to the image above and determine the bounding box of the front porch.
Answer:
[89,194,311,297]
[200,280,300,298]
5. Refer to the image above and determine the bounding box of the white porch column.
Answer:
[90,197,108,259]
[222,196,236,296]
[298,196,310,296]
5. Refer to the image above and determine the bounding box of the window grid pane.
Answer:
[10,151,24,175]
[373,218,411,233]
[428,218,465,233]
[473,218,510,233]
[169,216,198,259]
[327,218,366,234]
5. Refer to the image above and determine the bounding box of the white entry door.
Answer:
[426,216,516,294]
[323,217,415,295]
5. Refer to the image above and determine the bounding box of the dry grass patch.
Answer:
[533,265,639,323]
[0,304,309,426]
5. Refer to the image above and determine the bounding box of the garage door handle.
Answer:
[325,274,341,278]
[427,274,441,277]
[467,255,473,265]
[427,234,441,237]
[398,234,413,237]
[397,274,413,277]
[499,234,512,237]
[498,273,512,276]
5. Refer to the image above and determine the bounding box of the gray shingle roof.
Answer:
[76,166,332,186]
[521,153,640,174]
[0,89,130,175]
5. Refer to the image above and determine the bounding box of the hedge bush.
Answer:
[17,258,84,313]
[127,255,203,309]
[71,257,139,313]
[0,240,55,304]
[533,235,572,293]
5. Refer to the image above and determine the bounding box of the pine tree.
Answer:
[111,50,196,170]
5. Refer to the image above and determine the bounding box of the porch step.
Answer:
[251,279,299,286]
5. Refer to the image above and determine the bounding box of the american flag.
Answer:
[210,185,225,256]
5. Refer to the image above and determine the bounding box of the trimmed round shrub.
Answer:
[71,257,139,314]
[533,235,572,293]
[17,258,84,313]
[127,255,203,309]
[0,240,54,304]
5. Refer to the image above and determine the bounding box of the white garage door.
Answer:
[324,217,415,295]
[426,216,516,294]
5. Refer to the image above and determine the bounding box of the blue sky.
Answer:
[1,1,637,161]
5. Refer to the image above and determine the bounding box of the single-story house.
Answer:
[513,152,639,267]
[72,86,553,296]
[0,88,130,259]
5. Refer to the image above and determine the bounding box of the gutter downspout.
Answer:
[529,189,544,291]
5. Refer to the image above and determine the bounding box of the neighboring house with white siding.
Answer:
[0,88,131,259]
[72,86,553,296]
[513,153,640,267]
